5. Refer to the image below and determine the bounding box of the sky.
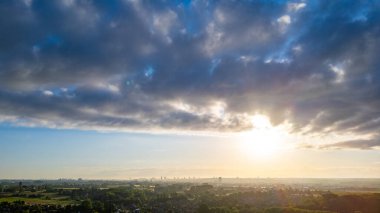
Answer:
[0,0,380,179]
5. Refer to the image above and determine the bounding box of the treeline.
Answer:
[0,201,337,213]
[0,200,114,213]
[1,183,379,212]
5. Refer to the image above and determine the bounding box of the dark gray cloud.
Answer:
[1,0,380,144]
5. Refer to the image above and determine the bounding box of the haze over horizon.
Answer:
[0,0,380,179]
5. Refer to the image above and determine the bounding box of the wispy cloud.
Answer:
[319,138,380,150]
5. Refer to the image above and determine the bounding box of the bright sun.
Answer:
[240,114,285,159]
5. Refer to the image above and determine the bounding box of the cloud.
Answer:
[0,0,380,146]
[42,90,54,96]
[277,15,291,25]
[319,138,380,150]
[287,2,306,12]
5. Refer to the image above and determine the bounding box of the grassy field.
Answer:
[0,196,76,205]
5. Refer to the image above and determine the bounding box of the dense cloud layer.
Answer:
[1,0,380,147]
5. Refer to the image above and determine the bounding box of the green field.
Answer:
[0,196,76,205]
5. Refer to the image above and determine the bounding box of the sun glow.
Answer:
[240,114,287,159]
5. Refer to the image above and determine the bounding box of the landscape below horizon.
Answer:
[1,178,380,212]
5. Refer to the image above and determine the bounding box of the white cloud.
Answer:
[93,81,121,94]
[277,15,292,33]
[43,90,54,96]
[238,55,258,66]
[287,2,307,12]
[329,64,346,83]
[292,45,303,54]
[277,15,291,25]
[152,10,178,43]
